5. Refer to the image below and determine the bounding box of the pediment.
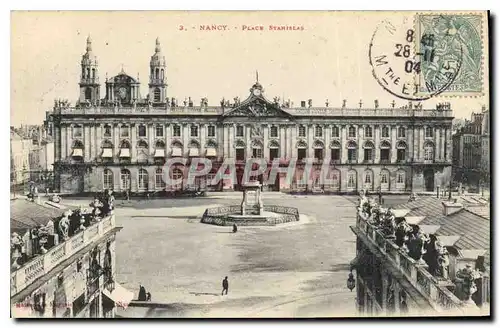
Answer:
[222,96,293,119]
[112,73,137,84]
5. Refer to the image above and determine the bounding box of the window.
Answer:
[154,88,161,102]
[85,88,92,100]
[425,127,434,138]
[365,172,372,184]
[161,69,164,80]
[104,125,112,138]
[332,126,340,138]
[236,126,244,137]
[270,126,278,138]
[120,169,131,190]
[298,149,307,161]
[315,125,323,138]
[364,149,373,161]
[92,68,96,79]
[331,149,340,161]
[348,126,356,138]
[398,127,406,138]
[190,125,199,137]
[382,126,389,138]
[156,125,164,137]
[138,169,149,191]
[365,126,373,138]
[381,172,388,184]
[424,143,434,161]
[173,125,181,137]
[208,125,216,137]
[155,168,165,189]
[171,169,183,190]
[347,141,357,162]
[380,141,391,162]
[236,148,245,161]
[397,172,404,184]
[314,149,323,160]
[298,125,306,138]
[347,171,357,189]
[103,169,113,190]
[73,125,83,138]
[252,148,263,158]
[137,140,149,163]
[120,125,129,138]
[397,141,407,162]
[138,125,147,138]
[155,68,159,80]
[269,148,279,161]
[207,173,216,186]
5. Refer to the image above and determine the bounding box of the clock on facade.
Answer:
[118,87,127,99]
[253,89,261,96]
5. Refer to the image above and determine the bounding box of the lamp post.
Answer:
[347,270,356,292]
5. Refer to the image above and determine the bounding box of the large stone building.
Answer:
[10,197,129,318]
[350,194,490,316]
[480,109,490,185]
[47,37,454,195]
[10,129,32,187]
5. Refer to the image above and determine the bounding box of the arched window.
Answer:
[269,140,280,161]
[103,124,112,137]
[380,169,390,191]
[396,170,406,190]
[154,88,161,102]
[71,139,84,158]
[155,168,165,189]
[155,68,159,80]
[252,140,263,158]
[315,125,323,138]
[332,126,340,138]
[397,141,407,163]
[150,67,154,78]
[425,126,434,138]
[347,140,357,162]
[380,140,391,162]
[86,67,90,79]
[85,88,92,101]
[313,140,324,161]
[424,141,435,161]
[398,127,406,138]
[330,140,341,162]
[363,141,374,162]
[347,170,357,190]
[296,140,307,161]
[103,169,114,190]
[348,126,356,138]
[120,169,131,191]
[382,126,390,138]
[137,140,149,163]
[138,169,149,191]
[365,126,373,138]
[364,169,374,191]
[92,68,96,79]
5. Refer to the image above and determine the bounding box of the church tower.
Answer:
[149,38,167,103]
[79,36,100,104]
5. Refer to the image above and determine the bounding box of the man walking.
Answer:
[221,276,229,296]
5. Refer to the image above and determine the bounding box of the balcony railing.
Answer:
[355,212,464,313]
[11,215,115,296]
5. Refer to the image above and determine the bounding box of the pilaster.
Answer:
[391,125,397,162]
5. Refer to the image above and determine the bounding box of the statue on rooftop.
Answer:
[58,211,71,241]
[395,218,412,251]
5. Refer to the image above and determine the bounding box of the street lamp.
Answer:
[347,270,356,292]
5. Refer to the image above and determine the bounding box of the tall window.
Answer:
[252,148,263,158]
[171,168,183,190]
[154,88,161,102]
[156,125,164,137]
[380,141,391,162]
[138,169,149,191]
[347,141,357,162]
[424,142,435,161]
[381,171,388,184]
[207,125,216,137]
[138,125,147,138]
[332,126,340,138]
[425,127,434,138]
[270,126,278,138]
[73,125,83,138]
[348,126,356,138]
[365,126,373,138]
[155,168,165,189]
[120,125,129,138]
[298,125,306,138]
[397,141,407,162]
[103,169,113,190]
[382,126,389,138]
[364,172,372,184]
[104,125,112,138]
[315,125,323,138]
[363,141,374,162]
[85,88,92,100]
[331,141,341,161]
[347,171,357,189]
[173,125,181,137]
[120,169,131,190]
[398,127,406,138]
[236,126,244,137]
[396,171,406,189]
[190,125,199,137]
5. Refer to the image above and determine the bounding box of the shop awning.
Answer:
[72,148,83,158]
[171,148,182,157]
[189,148,199,157]
[206,148,217,157]
[154,149,165,158]
[102,148,113,158]
[119,148,131,158]
[102,283,134,309]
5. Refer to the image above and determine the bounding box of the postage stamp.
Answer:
[415,13,485,97]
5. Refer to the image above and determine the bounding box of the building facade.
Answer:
[11,129,32,186]
[480,109,490,185]
[350,194,490,316]
[10,198,129,318]
[48,37,454,195]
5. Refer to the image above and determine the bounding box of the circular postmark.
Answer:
[369,16,463,101]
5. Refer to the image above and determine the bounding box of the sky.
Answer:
[10,11,489,126]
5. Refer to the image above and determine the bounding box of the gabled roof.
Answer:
[221,93,294,120]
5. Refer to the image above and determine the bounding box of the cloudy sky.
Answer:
[11,11,489,126]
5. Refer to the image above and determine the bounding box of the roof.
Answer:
[10,199,70,234]
[393,197,490,267]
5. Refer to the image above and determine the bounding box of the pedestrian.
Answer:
[221,276,229,295]
[146,292,151,301]
[138,285,147,301]
[232,224,238,233]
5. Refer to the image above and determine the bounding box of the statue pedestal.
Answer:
[240,182,263,215]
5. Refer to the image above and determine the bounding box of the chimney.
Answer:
[442,200,463,216]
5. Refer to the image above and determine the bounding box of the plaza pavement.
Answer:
[107,195,360,318]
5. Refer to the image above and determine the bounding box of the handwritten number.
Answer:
[179,25,185,31]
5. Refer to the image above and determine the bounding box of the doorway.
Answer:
[424,168,435,192]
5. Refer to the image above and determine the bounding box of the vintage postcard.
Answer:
[10,11,490,319]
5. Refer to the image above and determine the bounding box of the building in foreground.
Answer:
[10,197,130,318]
[47,36,453,194]
[350,194,490,316]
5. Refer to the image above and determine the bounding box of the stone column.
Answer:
[407,126,413,161]
[246,125,252,158]
[61,125,67,160]
[375,124,381,162]
[228,124,234,159]
[440,128,446,161]
[280,126,286,158]
[54,126,61,160]
[391,125,397,162]
[358,124,364,163]
[131,124,137,161]
[445,128,452,162]
[263,124,269,160]
[307,124,313,158]
[182,124,189,155]
[413,126,419,162]
[290,125,297,159]
[148,124,154,157]
[113,124,119,159]
[84,125,91,162]
[200,124,206,156]
[435,126,441,160]
[165,124,171,155]
[325,124,331,161]
[66,125,71,159]
[96,124,102,159]
[341,125,347,163]
[419,127,425,161]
